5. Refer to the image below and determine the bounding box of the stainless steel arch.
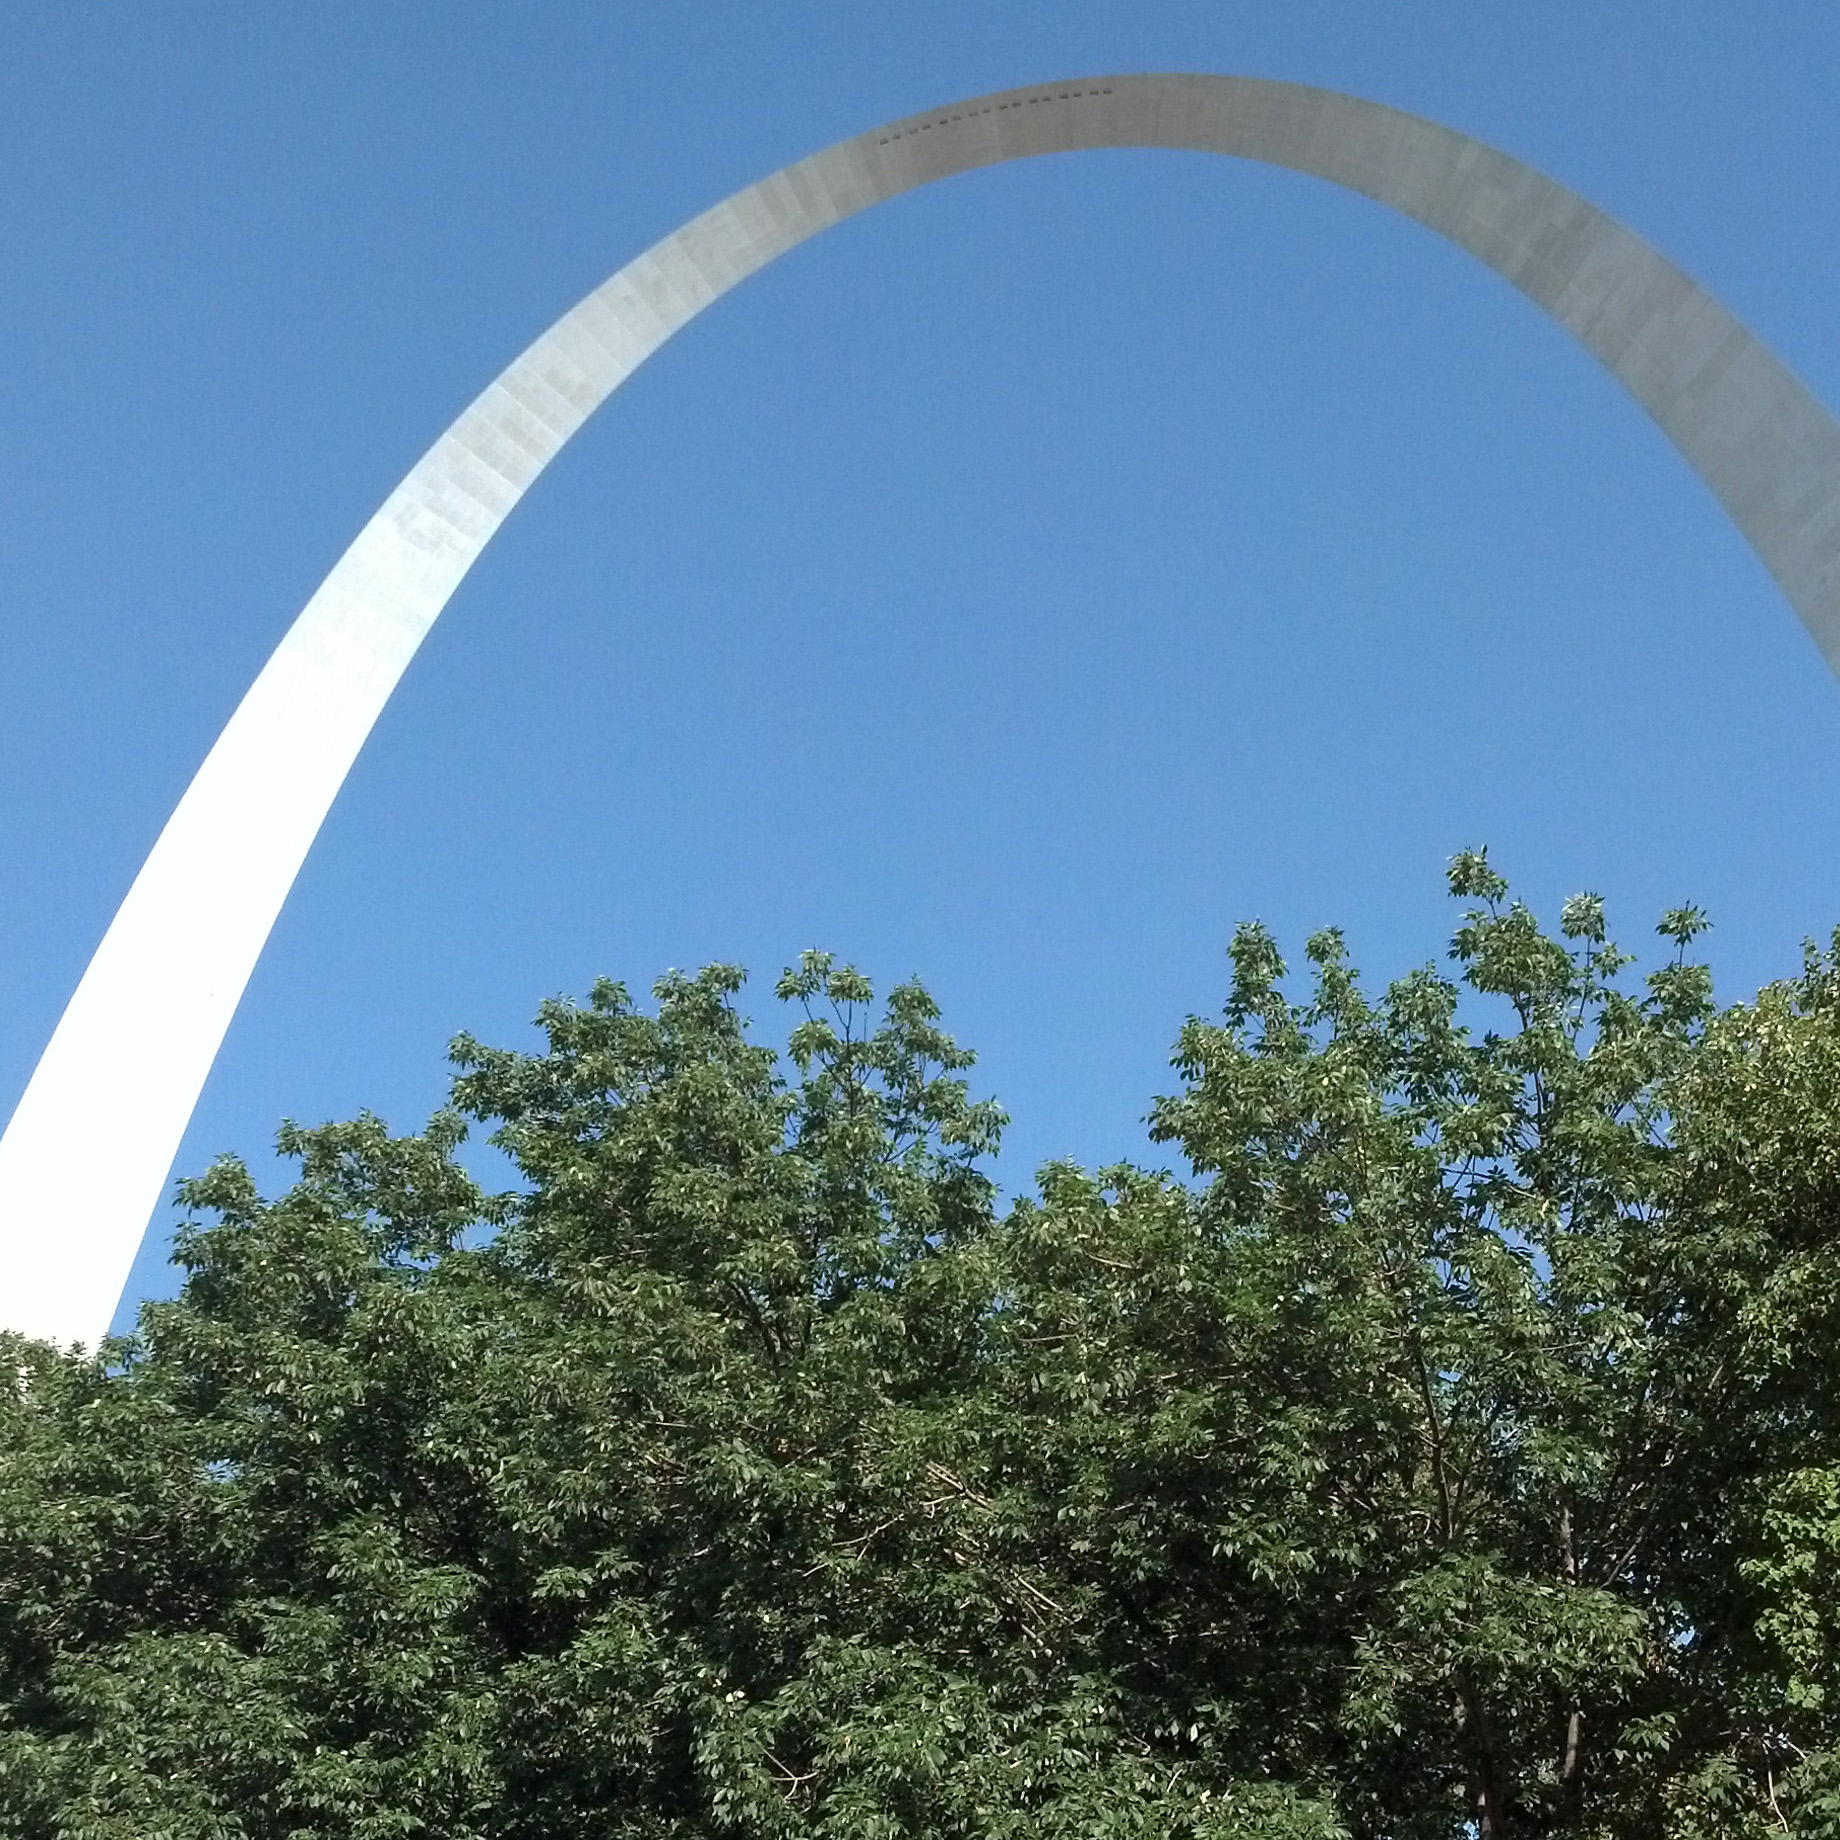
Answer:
[6,73,1840,1347]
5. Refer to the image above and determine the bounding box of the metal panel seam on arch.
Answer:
[4,73,1839,1347]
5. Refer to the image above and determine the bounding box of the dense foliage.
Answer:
[4,854,1840,1836]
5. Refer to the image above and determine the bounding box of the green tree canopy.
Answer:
[4,855,1839,1837]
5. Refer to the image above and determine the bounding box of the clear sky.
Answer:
[4,4,1840,1330]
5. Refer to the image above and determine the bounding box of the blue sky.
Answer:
[4,4,1840,1329]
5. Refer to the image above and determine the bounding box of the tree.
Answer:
[2,856,1838,1836]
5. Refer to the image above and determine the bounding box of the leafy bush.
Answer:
[4,857,1838,1836]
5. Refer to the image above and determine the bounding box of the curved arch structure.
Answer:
[6,74,1840,1347]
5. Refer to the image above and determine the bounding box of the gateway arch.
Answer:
[5,74,1840,1349]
